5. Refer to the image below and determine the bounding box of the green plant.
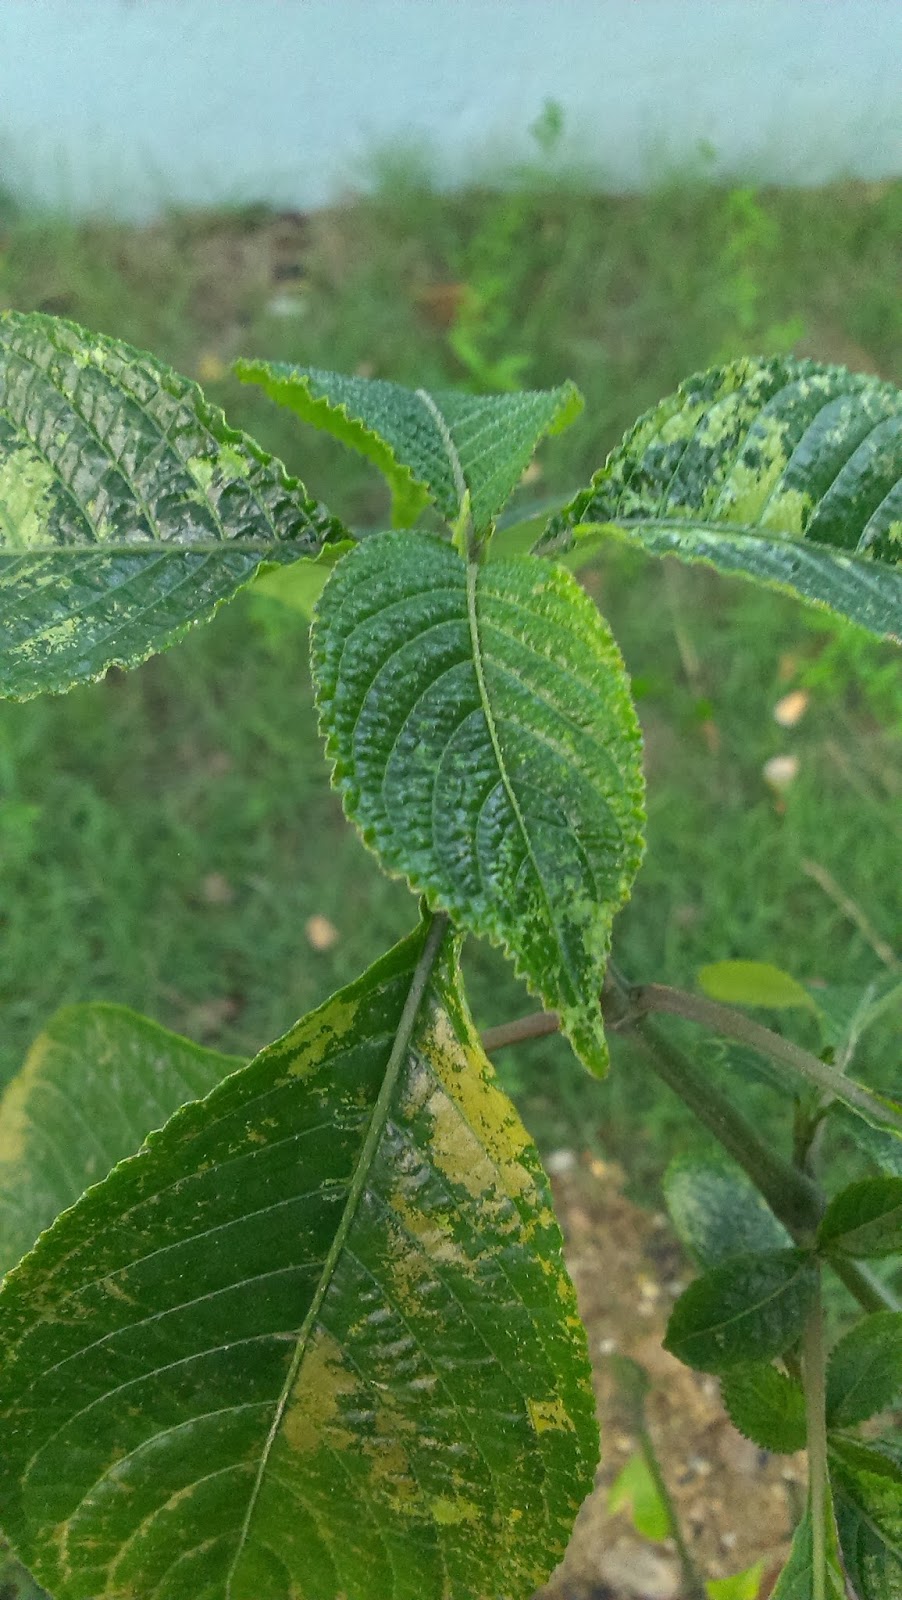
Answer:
[0,312,900,1600]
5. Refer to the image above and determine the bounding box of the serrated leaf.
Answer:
[664,1249,817,1374]
[0,1004,241,1281]
[830,1438,902,1598]
[664,1152,791,1269]
[706,1560,765,1600]
[698,961,814,1011]
[607,1451,671,1541]
[540,357,902,642]
[818,1176,902,1258]
[311,530,645,1075]
[720,1363,807,1454]
[0,922,597,1600]
[826,1312,902,1428]
[236,362,583,532]
[771,1504,847,1600]
[0,313,344,700]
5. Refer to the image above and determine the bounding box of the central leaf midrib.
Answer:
[224,912,449,1597]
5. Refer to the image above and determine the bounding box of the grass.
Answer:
[1,159,900,1195]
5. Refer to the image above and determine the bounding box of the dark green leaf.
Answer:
[720,1364,807,1454]
[311,530,645,1075]
[663,1152,791,1269]
[236,361,583,532]
[698,960,814,1010]
[540,357,902,642]
[830,1438,902,1598]
[664,1250,817,1373]
[0,1004,240,1280]
[827,1312,902,1428]
[818,1176,902,1258]
[0,312,343,700]
[771,1503,847,1600]
[0,923,597,1600]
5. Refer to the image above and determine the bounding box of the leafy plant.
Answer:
[0,311,899,1599]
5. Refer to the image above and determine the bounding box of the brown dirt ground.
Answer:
[537,1157,806,1600]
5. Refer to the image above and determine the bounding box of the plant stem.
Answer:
[636,1420,707,1600]
[802,1272,829,1600]
[480,1010,560,1052]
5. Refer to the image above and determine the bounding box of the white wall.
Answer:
[1,0,900,218]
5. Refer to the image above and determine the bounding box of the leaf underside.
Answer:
[663,1152,791,1270]
[236,361,583,532]
[0,313,342,699]
[0,1004,241,1280]
[540,356,902,641]
[311,530,645,1074]
[0,926,597,1600]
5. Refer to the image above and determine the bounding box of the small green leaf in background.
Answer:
[697,961,815,1011]
[607,1451,672,1541]
[664,1250,817,1373]
[770,1503,847,1600]
[540,356,902,643]
[250,537,355,620]
[706,1559,765,1600]
[664,1152,791,1269]
[720,1363,807,1454]
[829,1438,902,1598]
[0,313,344,699]
[826,1311,902,1428]
[810,975,902,1071]
[236,361,583,533]
[0,1003,240,1279]
[835,1103,902,1177]
[312,530,645,1075]
[817,1176,902,1258]
[0,924,597,1600]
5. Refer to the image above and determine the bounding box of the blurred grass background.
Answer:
[1,147,900,1194]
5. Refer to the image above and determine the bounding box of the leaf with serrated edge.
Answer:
[830,1438,902,1599]
[0,313,345,700]
[538,357,902,642]
[771,1503,847,1600]
[818,1176,902,1258]
[0,922,597,1600]
[664,1250,817,1374]
[311,530,645,1075]
[720,1363,807,1454]
[236,362,583,532]
[664,1152,791,1270]
[826,1312,902,1428]
[0,1004,241,1280]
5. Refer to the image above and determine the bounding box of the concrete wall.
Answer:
[1,0,900,218]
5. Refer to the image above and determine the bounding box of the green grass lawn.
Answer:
[1,164,900,1193]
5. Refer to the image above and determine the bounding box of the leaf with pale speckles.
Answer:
[0,1005,241,1280]
[539,357,902,642]
[0,921,597,1600]
[829,1438,902,1598]
[0,313,345,700]
[311,530,645,1075]
[236,361,583,532]
[663,1151,791,1270]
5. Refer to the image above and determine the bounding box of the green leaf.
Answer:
[826,1312,902,1428]
[0,312,344,700]
[835,1104,902,1177]
[810,975,902,1069]
[607,1451,671,1541]
[540,357,902,642]
[771,1504,847,1600]
[698,961,814,1011]
[706,1560,765,1600]
[0,1004,241,1281]
[664,1249,817,1373]
[818,1176,902,1258]
[720,1363,807,1454]
[0,1548,48,1600]
[663,1152,791,1269]
[0,922,597,1600]
[250,537,355,620]
[311,530,645,1075]
[830,1438,902,1598]
[236,361,583,532]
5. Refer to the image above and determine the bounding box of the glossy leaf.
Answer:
[0,922,597,1600]
[663,1152,791,1269]
[826,1312,902,1428]
[540,357,902,642]
[771,1503,847,1600]
[236,361,583,532]
[817,1176,902,1258]
[697,960,814,1011]
[0,313,343,700]
[664,1250,817,1374]
[830,1438,902,1598]
[720,1363,807,1454]
[0,1004,240,1280]
[312,530,645,1075]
